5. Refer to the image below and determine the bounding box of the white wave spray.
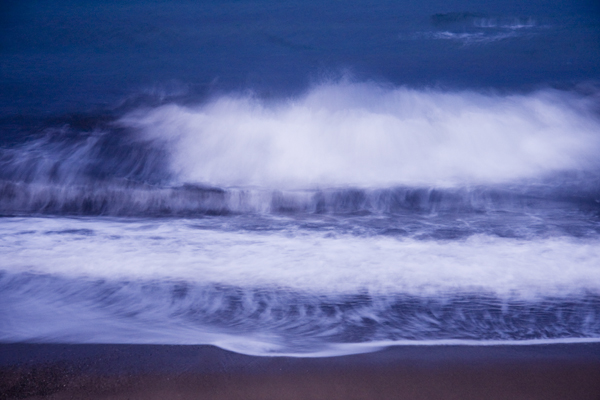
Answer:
[122,82,600,189]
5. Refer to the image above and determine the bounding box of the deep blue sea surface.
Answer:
[1,0,600,356]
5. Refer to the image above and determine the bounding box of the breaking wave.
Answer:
[124,83,600,188]
[1,82,599,223]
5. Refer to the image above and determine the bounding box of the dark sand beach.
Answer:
[2,343,600,399]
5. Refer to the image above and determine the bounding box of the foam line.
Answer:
[2,217,600,297]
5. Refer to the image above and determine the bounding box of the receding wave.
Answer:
[2,209,600,355]
[2,270,600,355]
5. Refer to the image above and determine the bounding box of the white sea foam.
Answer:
[122,82,600,189]
[2,217,600,298]
[431,31,519,43]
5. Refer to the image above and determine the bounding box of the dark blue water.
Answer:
[2,0,599,117]
[1,0,600,356]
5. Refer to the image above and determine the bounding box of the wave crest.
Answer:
[123,83,600,188]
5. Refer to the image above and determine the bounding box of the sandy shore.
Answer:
[2,343,600,399]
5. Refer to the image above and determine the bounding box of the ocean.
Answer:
[1,0,600,357]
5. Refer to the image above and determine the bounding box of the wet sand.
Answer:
[2,343,600,399]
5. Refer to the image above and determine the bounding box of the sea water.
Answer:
[1,0,600,356]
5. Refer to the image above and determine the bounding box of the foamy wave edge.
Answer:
[211,337,600,358]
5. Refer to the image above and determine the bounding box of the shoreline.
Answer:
[2,342,600,399]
